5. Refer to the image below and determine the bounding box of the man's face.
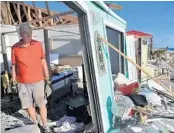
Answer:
[21,29,32,44]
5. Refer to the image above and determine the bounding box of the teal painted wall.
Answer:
[86,2,127,132]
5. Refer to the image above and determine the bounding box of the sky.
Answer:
[25,1,174,48]
[112,1,174,48]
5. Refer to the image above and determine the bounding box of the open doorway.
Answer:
[1,1,102,133]
[46,2,101,132]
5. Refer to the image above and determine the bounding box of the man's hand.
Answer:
[11,79,17,85]
[11,79,17,86]
[11,65,17,86]
[45,76,51,84]
[41,58,50,84]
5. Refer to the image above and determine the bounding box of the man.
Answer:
[11,23,51,133]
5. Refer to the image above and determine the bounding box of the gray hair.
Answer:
[18,23,32,36]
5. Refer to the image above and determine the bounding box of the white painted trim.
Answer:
[104,19,126,72]
[103,19,127,105]
[75,1,108,132]
[77,1,88,12]
[109,9,127,25]
[1,24,17,28]
[77,2,112,132]
[76,1,102,97]
[48,24,79,29]
[73,2,127,132]
[104,20,125,33]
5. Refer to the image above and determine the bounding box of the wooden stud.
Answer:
[38,9,43,27]
[1,10,7,24]
[12,2,22,24]
[106,3,122,10]
[4,2,11,25]
[61,15,78,24]
[45,1,53,26]
[17,11,74,26]
[32,1,42,26]
[45,1,51,16]
[63,19,69,24]
[27,6,32,21]
[45,1,53,25]
[31,22,38,27]
[4,1,77,27]
[17,4,22,23]
[53,17,62,24]
[21,13,26,20]
[43,20,49,26]
[32,1,39,18]
[22,2,30,22]
[31,12,37,19]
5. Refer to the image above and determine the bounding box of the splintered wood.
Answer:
[0,1,78,27]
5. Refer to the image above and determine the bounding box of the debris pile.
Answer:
[112,73,174,133]
[1,111,40,133]
[47,116,84,133]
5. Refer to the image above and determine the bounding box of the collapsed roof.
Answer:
[0,1,78,27]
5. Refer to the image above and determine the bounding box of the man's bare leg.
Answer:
[27,105,37,122]
[39,104,47,126]
[39,104,52,133]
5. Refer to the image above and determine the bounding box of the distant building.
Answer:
[126,30,153,80]
[166,48,174,63]
[126,30,153,65]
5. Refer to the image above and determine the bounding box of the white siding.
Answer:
[0,24,20,71]
[48,25,82,58]
[0,24,82,71]
[126,35,137,81]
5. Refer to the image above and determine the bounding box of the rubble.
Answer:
[1,72,174,133]
[4,125,41,133]
[112,73,174,133]
[50,116,85,133]
[1,111,40,133]
[139,88,162,106]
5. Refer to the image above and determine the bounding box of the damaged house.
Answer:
[1,1,174,133]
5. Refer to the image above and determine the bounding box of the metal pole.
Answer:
[1,34,9,72]
[150,36,153,57]
[137,38,142,83]
[43,29,52,79]
[82,63,88,98]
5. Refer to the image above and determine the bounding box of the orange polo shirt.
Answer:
[11,39,45,83]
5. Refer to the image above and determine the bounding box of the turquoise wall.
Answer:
[86,2,127,132]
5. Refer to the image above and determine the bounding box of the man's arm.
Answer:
[41,58,49,78]
[11,47,16,82]
[40,43,49,79]
[11,65,16,82]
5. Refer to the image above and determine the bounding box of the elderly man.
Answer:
[11,23,51,133]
